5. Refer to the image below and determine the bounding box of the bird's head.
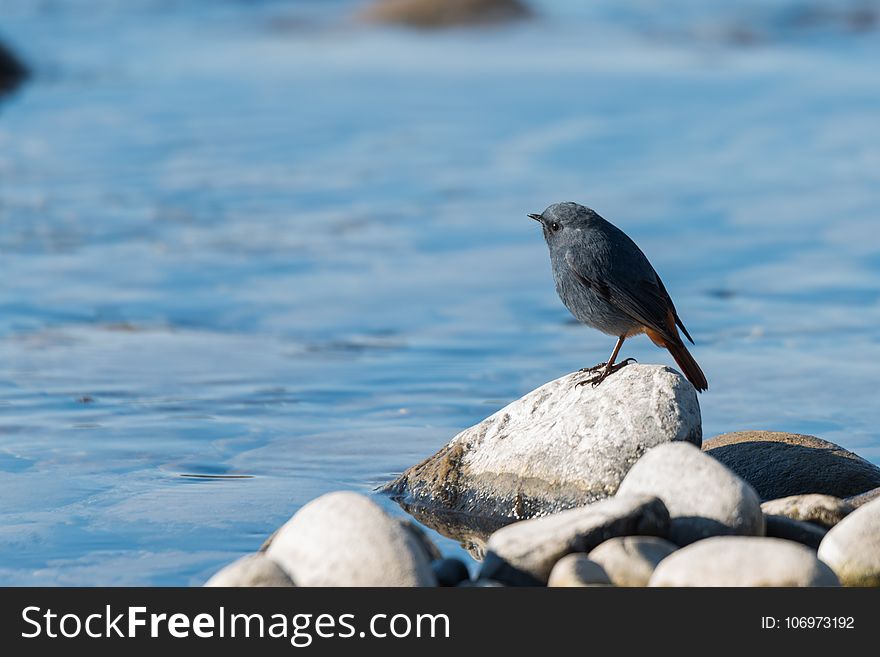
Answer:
[529,202,597,247]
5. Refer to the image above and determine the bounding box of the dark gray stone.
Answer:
[764,514,827,550]
[704,431,880,500]
[432,558,471,587]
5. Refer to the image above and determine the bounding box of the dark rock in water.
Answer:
[703,431,880,500]
[0,41,28,95]
[480,494,670,585]
[361,0,531,29]
[432,558,471,587]
[384,365,701,544]
[764,514,827,550]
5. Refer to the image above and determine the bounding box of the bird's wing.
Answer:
[654,275,695,344]
[565,249,680,345]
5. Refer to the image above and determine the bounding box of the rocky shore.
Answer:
[207,364,880,587]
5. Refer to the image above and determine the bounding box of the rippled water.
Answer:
[1,0,879,584]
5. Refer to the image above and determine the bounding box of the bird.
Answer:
[530,201,708,392]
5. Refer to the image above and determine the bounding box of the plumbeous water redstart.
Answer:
[531,202,708,392]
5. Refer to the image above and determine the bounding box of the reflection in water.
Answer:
[0,0,879,584]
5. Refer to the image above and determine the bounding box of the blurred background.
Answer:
[0,0,878,585]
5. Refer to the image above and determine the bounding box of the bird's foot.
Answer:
[575,358,637,388]
[578,362,607,373]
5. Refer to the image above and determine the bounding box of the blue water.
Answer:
[1,0,879,584]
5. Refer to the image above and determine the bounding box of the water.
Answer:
[1,0,878,585]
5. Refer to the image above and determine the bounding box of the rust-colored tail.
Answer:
[665,341,708,392]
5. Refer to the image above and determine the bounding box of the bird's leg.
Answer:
[576,336,634,387]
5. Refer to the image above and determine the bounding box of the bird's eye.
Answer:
[550,222,561,232]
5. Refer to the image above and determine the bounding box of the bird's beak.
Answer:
[528,213,543,223]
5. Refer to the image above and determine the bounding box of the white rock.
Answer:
[587,536,679,587]
[818,496,880,586]
[204,553,295,587]
[617,442,764,545]
[481,494,669,585]
[385,364,701,524]
[650,536,839,587]
[547,554,612,587]
[266,491,437,586]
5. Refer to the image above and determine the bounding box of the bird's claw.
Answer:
[574,358,637,388]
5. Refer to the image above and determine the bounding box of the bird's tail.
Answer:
[665,341,708,392]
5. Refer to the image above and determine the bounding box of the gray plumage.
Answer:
[531,202,707,391]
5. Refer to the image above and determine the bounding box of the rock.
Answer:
[361,0,530,29]
[650,537,840,587]
[846,486,880,509]
[384,365,701,533]
[204,553,295,587]
[817,497,880,586]
[480,494,669,585]
[761,494,853,529]
[587,536,679,587]
[547,554,612,587]
[432,558,471,587]
[616,442,764,545]
[0,41,28,95]
[764,515,826,550]
[704,431,880,500]
[266,491,437,586]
